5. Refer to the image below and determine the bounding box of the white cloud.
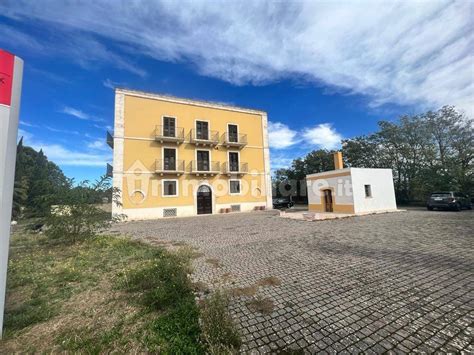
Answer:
[1,1,472,116]
[303,123,342,150]
[18,129,111,167]
[268,121,298,149]
[59,106,105,123]
[87,139,108,151]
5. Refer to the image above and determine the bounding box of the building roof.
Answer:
[115,88,267,115]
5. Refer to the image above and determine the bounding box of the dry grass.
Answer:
[205,258,222,268]
[230,276,282,298]
[247,297,275,314]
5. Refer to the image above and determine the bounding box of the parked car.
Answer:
[273,197,294,209]
[427,191,472,211]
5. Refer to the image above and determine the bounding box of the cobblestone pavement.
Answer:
[110,209,474,353]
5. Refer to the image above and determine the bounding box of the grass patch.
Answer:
[200,291,241,354]
[1,228,240,353]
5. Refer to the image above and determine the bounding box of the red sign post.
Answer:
[0,49,23,337]
[0,50,14,106]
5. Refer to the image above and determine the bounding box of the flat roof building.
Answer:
[306,152,397,214]
[108,89,272,220]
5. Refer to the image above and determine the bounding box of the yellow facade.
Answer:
[111,89,272,220]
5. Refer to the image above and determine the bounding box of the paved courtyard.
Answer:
[110,209,473,353]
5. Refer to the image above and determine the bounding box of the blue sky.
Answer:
[0,1,472,182]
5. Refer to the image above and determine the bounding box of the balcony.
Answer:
[155,159,185,175]
[106,130,114,148]
[223,132,247,148]
[190,129,219,146]
[223,162,248,176]
[155,125,185,144]
[106,163,113,177]
[189,160,221,176]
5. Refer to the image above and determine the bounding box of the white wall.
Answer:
[307,174,354,206]
[351,168,397,213]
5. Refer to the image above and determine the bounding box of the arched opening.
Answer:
[197,185,212,215]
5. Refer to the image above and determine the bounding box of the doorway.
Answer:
[323,189,333,212]
[197,185,212,215]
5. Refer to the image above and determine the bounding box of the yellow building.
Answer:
[108,88,272,220]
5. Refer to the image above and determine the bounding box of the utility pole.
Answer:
[0,49,23,337]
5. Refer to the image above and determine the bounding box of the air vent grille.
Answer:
[163,208,177,217]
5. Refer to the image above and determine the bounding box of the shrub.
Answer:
[200,291,241,354]
[45,175,123,243]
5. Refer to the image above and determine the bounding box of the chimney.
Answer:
[333,151,343,170]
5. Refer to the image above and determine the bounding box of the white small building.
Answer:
[306,152,397,214]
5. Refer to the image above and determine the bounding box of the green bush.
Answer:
[45,176,123,243]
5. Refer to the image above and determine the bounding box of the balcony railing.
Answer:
[223,132,247,148]
[155,125,185,143]
[189,160,221,175]
[106,130,114,148]
[155,159,185,175]
[223,162,248,175]
[106,163,113,177]
[190,129,219,145]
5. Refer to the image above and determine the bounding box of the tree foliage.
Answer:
[342,106,473,203]
[273,106,473,204]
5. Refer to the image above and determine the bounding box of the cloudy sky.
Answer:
[1,0,472,181]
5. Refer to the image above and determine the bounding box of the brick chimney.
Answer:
[333,151,343,170]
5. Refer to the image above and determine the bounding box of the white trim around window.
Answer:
[162,179,179,197]
[227,150,240,172]
[162,146,178,170]
[195,148,212,170]
[227,122,239,142]
[194,119,210,140]
[229,179,241,195]
[161,115,177,135]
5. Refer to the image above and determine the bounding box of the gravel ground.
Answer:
[110,208,474,353]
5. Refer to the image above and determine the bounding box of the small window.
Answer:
[163,180,177,196]
[364,184,372,198]
[230,180,241,194]
[163,208,177,217]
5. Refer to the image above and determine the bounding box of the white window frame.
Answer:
[227,150,240,172]
[195,148,212,172]
[194,119,210,140]
[229,179,241,195]
[161,115,177,136]
[162,146,178,171]
[227,122,239,142]
[162,179,179,197]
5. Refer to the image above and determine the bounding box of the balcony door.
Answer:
[197,150,210,171]
[229,152,239,172]
[163,148,176,170]
[228,124,238,143]
[163,116,176,137]
[196,121,209,140]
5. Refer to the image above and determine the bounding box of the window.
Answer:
[364,184,372,198]
[228,124,238,142]
[163,116,176,137]
[196,121,209,140]
[229,152,239,172]
[230,180,241,194]
[163,148,176,170]
[163,180,177,196]
[196,150,210,171]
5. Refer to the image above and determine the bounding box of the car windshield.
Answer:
[431,193,451,198]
